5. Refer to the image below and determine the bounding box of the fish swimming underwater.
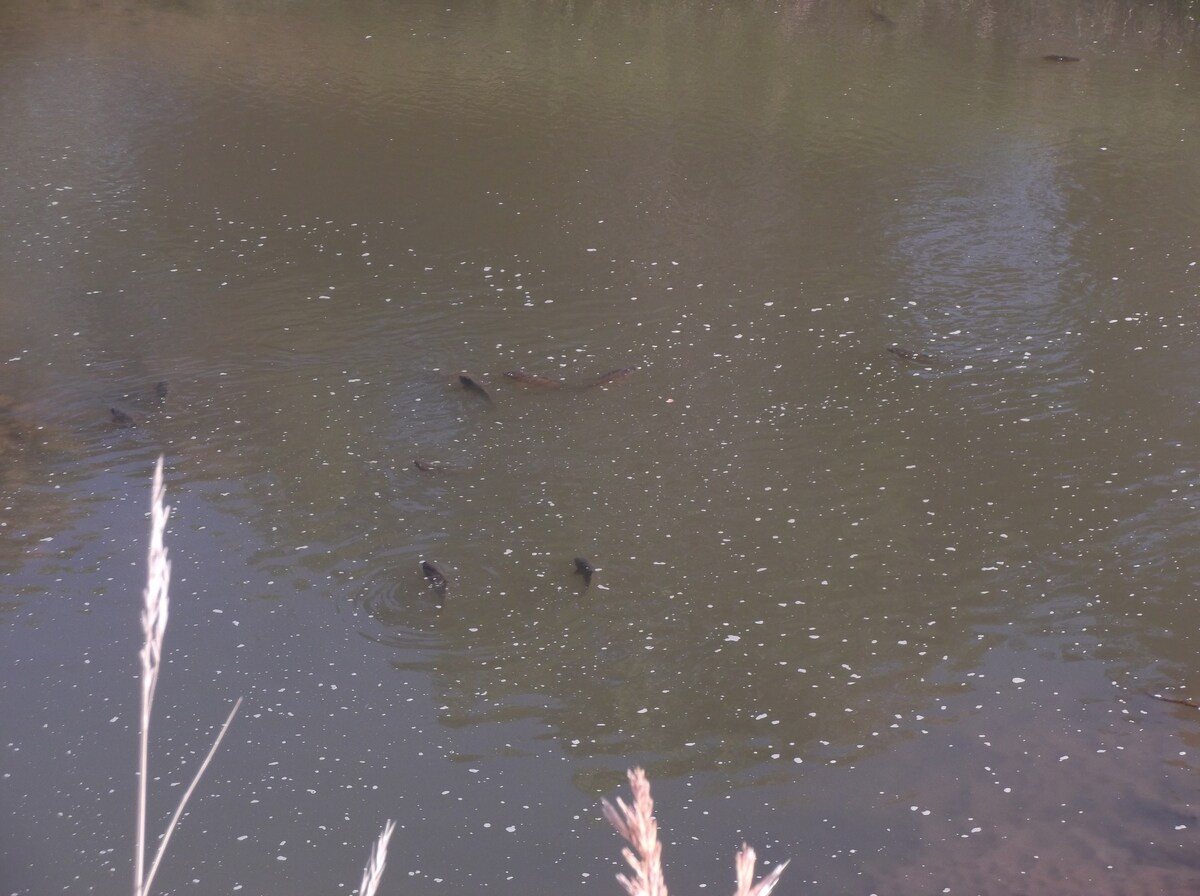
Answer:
[574,556,594,586]
[421,560,448,596]
[413,459,458,473]
[1146,691,1200,709]
[503,370,564,389]
[868,6,895,27]
[887,346,940,367]
[589,368,637,388]
[458,374,492,403]
[110,407,135,428]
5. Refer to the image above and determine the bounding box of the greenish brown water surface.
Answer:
[1,2,1198,894]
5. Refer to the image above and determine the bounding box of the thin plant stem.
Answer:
[134,456,242,896]
[140,697,243,896]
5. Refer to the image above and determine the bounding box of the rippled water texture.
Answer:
[1,2,1199,894]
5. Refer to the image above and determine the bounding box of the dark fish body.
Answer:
[868,6,895,26]
[154,381,169,401]
[421,561,448,596]
[888,346,939,367]
[1147,692,1200,709]
[1043,54,1080,62]
[414,459,453,472]
[591,367,636,387]
[503,370,563,389]
[459,374,492,403]
[110,407,134,428]
[574,556,594,585]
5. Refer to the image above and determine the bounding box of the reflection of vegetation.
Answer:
[32,0,1200,120]
[895,0,1197,45]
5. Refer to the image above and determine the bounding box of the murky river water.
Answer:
[2,1,1199,893]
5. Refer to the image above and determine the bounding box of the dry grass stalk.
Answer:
[603,767,788,896]
[733,844,789,896]
[602,767,668,896]
[140,697,242,895]
[134,456,242,896]
[135,456,172,896]
[358,819,397,896]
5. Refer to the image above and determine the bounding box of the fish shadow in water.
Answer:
[497,367,640,395]
[458,373,493,404]
[887,345,946,369]
[110,407,136,428]
[107,380,171,430]
[421,560,449,602]
[413,458,467,473]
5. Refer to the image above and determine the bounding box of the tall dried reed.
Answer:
[603,767,789,896]
[359,819,398,896]
[131,456,395,896]
[134,456,242,896]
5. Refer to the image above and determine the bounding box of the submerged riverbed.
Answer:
[1,2,1198,894]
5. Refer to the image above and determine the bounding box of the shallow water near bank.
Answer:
[1,2,1198,894]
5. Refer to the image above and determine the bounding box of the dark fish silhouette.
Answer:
[590,368,637,387]
[110,407,135,428]
[887,346,940,367]
[504,370,564,389]
[413,459,456,473]
[1146,692,1200,709]
[459,374,492,403]
[154,381,169,401]
[421,561,448,596]
[1042,54,1080,62]
[574,556,594,586]
[868,6,895,27]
